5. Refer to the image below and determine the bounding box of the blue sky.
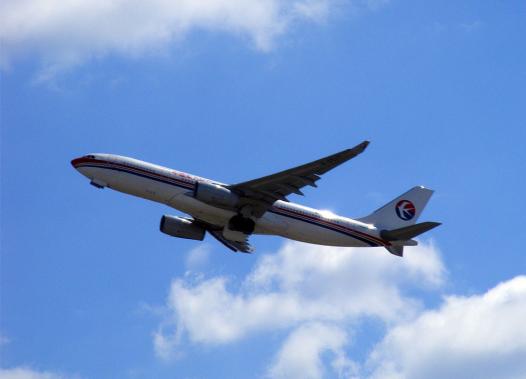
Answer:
[1,1,526,378]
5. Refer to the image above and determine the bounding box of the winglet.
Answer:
[339,141,370,161]
[356,140,370,153]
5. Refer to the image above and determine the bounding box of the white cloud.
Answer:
[0,0,323,72]
[0,367,74,379]
[268,322,356,379]
[365,276,526,379]
[185,244,211,270]
[154,240,445,358]
[154,242,526,378]
[0,0,391,76]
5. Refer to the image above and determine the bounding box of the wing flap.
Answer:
[207,229,254,254]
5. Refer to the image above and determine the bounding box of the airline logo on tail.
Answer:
[396,200,416,220]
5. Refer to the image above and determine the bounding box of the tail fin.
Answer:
[358,186,434,229]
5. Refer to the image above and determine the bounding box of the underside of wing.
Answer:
[193,219,254,253]
[207,229,254,253]
[229,141,370,217]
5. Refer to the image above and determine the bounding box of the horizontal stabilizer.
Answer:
[386,245,404,257]
[381,222,441,241]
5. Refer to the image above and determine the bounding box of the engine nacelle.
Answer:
[194,181,239,209]
[160,215,205,240]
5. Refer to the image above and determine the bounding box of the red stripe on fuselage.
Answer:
[74,157,389,246]
[74,158,195,189]
[272,206,389,246]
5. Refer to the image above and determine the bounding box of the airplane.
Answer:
[71,141,440,257]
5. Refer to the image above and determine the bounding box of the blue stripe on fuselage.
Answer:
[75,163,194,190]
[268,208,380,247]
[78,162,380,247]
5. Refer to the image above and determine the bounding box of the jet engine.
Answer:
[160,215,205,240]
[194,181,239,209]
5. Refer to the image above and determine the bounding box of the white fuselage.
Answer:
[71,154,390,248]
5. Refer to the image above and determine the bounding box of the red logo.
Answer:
[396,200,416,220]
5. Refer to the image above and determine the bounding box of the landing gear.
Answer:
[90,179,106,189]
[228,214,255,234]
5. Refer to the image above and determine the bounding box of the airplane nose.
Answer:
[71,157,82,168]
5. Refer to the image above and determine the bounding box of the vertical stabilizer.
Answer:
[358,186,434,230]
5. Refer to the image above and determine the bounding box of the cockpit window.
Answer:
[86,155,95,159]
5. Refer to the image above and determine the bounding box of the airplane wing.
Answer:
[194,218,254,253]
[229,141,370,217]
[207,229,254,253]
